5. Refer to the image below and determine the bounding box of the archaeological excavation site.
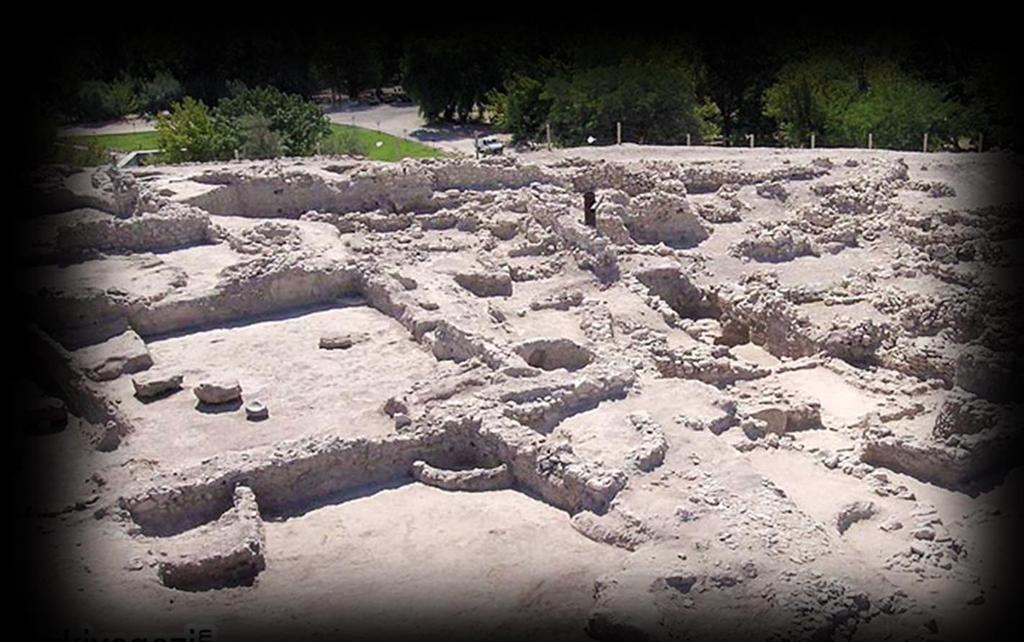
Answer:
[18,147,1023,641]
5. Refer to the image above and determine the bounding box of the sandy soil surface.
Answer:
[21,145,1021,641]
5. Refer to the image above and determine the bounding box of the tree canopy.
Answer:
[25,22,1021,155]
[764,53,974,150]
[156,86,330,162]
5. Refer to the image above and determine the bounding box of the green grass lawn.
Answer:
[64,130,161,152]
[52,125,442,167]
[323,124,444,161]
[52,131,162,166]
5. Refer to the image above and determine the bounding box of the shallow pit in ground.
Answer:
[98,302,441,463]
[635,267,720,320]
[514,338,594,372]
[774,366,883,428]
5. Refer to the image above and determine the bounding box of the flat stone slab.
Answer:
[132,369,183,400]
[73,329,153,382]
[194,379,242,405]
[318,331,369,350]
[411,460,513,492]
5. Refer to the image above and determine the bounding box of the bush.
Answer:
[156,97,231,162]
[51,139,111,167]
[76,79,138,122]
[239,113,284,159]
[109,79,138,116]
[216,84,330,156]
[154,86,330,162]
[695,99,723,142]
[139,72,184,114]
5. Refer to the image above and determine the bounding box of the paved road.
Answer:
[59,117,156,137]
[58,104,502,156]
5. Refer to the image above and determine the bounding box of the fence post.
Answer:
[868,133,873,150]
[923,132,928,153]
[616,121,622,145]
[748,134,754,148]
[810,132,815,149]
[686,133,691,146]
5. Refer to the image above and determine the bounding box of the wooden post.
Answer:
[868,133,873,149]
[546,123,552,150]
[748,134,754,148]
[234,149,240,161]
[923,132,928,153]
[686,133,691,146]
[810,133,815,149]
[616,121,622,145]
[474,133,479,160]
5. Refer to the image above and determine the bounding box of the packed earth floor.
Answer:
[20,145,1023,641]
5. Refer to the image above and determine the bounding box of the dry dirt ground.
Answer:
[20,146,1022,641]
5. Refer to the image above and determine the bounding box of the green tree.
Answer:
[543,58,709,146]
[401,36,507,122]
[763,55,860,146]
[216,84,330,155]
[311,37,383,100]
[138,72,184,114]
[156,97,230,162]
[487,75,551,143]
[76,81,119,121]
[764,53,974,150]
[838,63,965,150]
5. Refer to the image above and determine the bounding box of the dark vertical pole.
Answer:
[583,191,596,227]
